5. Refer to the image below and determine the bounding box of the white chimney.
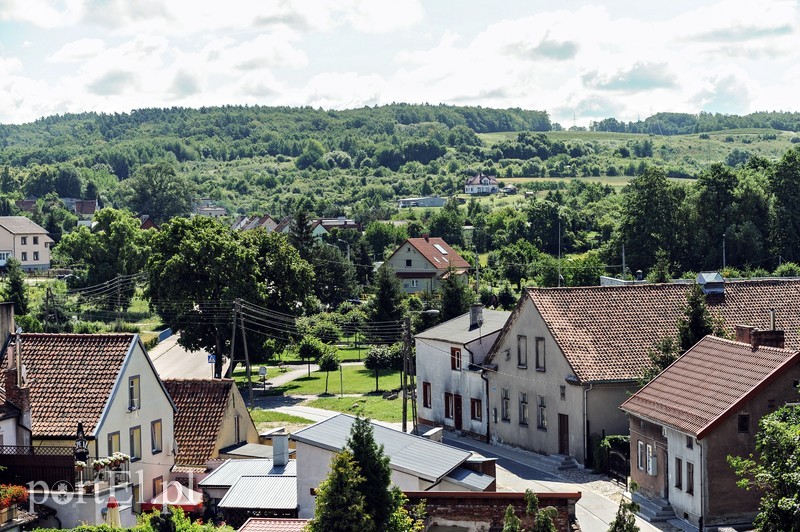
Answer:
[469,304,484,330]
[272,433,289,466]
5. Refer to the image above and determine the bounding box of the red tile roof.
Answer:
[238,518,309,532]
[621,336,800,437]
[491,279,800,383]
[162,378,234,468]
[5,333,136,437]
[404,237,471,270]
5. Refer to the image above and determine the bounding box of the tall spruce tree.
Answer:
[677,283,716,351]
[4,258,28,315]
[346,416,394,531]
[307,450,371,532]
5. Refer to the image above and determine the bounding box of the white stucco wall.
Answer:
[30,485,136,529]
[95,341,175,504]
[0,418,18,445]
[665,427,702,521]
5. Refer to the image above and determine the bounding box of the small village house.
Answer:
[621,327,800,529]
[0,217,53,271]
[416,305,510,440]
[384,236,471,293]
[464,173,499,195]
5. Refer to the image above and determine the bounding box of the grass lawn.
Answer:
[248,408,314,424]
[306,395,404,422]
[232,364,402,396]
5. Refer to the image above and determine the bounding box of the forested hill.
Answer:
[592,111,800,135]
[0,104,550,167]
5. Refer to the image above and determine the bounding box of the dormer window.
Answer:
[129,376,141,410]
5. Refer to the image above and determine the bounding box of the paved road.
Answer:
[149,333,230,379]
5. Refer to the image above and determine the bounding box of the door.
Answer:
[558,414,569,455]
[454,394,463,431]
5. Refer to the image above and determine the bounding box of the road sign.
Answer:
[208,354,216,364]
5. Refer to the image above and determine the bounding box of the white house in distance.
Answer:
[290,414,496,518]
[0,216,53,271]
[384,236,471,293]
[416,305,510,441]
[464,173,499,195]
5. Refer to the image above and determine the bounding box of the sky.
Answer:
[1,0,799,127]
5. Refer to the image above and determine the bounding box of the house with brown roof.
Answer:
[464,173,499,195]
[481,277,800,467]
[384,236,471,293]
[162,378,259,484]
[0,312,176,528]
[231,215,279,232]
[0,216,54,271]
[620,328,800,530]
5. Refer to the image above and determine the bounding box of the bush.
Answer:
[593,434,630,473]
[774,261,800,277]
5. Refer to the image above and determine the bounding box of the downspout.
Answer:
[480,370,490,443]
[698,439,705,531]
[583,383,593,464]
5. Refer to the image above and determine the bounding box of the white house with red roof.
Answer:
[480,278,800,468]
[384,236,471,293]
[464,173,499,195]
[0,307,176,528]
[621,328,800,530]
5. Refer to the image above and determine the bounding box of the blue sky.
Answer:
[1,0,798,126]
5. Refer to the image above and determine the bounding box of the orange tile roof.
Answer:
[621,336,800,437]
[163,378,234,468]
[6,333,136,437]
[238,518,309,532]
[404,237,471,270]
[493,279,800,383]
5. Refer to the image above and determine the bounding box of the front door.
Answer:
[454,394,463,431]
[558,414,569,455]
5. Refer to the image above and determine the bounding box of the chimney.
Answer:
[422,233,430,242]
[735,324,785,350]
[735,325,755,345]
[272,433,289,466]
[469,304,484,330]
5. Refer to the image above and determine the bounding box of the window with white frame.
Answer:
[637,441,644,470]
[450,347,461,371]
[128,376,141,410]
[470,398,482,421]
[519,392,529,425]
[411,279,419,288]
[536,395,546,429]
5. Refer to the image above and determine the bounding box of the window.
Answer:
[637,441,645,471]
[767,399,776,409]
[0,252,9,262]
[686,435,693,449]
[444,392,454,419]
[560,385,566,401]
[519,393,529,425]
[132,484,141,514]
[537,395,546,429]
[535,337,546,371]
[234,414,241,442]
[517,335,527,368]
[411,279,419,288]
[153,477,163,497]
[406,259,412,267]
[738,414,750,433]
[33,236,38,245]
[33,251,39,261]
[108,432,120,455]
[450,347,461,371]
[423,382,432,408]
[501,388,510,421]
[129,426,142,461]
[686,462,694,495]
[20,237,26,245]
[675,457,683,489]
[646,444,656,475]
[20,252,27,261]
[151,420,163,454]
[470,398,482,421]
[129,376,140,410]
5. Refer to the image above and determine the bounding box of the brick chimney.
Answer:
[422,233,430,242]
[735,324,785,350]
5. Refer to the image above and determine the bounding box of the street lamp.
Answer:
[403,309,439,433]
[336,238,351,261]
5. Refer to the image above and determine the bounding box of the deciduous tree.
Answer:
[122,161,194,224]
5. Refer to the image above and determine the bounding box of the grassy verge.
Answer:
[233,364,401,396]
[248,408,314,424]
[306,395,403,422]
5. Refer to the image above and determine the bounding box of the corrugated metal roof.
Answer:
[218,476,297,510]
[414,309,510,344]
[198,459,296,488]
[290,414,470,482]
[443,466,494,491]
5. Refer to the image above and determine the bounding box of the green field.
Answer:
[233,363,402,396]
[306,395,404,422]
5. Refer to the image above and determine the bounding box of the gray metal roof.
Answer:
[443,466,494,491]
[290,414,471,483]
[219,442,296,459]
[218,476,298,510]
[0,216,51,236]
[414,309,510,344]
[198,459,296,488]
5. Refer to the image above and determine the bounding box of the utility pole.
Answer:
[234,299,253,407]
[402,316,411,433]
[475,247,480,294]
[722,233,727,271]
[44,287,53,332]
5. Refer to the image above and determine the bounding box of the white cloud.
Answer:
[49,38,105,62]
[0,0,82,28]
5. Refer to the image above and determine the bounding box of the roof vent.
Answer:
[696,271,724,294]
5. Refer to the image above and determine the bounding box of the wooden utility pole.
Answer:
[237,299,254,407]
[402,316,411,433]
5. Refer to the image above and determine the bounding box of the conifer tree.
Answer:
[4,258,28,315]
[347,416,394,531]
[307,450,370,532]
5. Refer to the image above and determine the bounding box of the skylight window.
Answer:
[433,243,448,254]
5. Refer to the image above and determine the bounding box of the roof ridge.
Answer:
[706,334,800,354]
